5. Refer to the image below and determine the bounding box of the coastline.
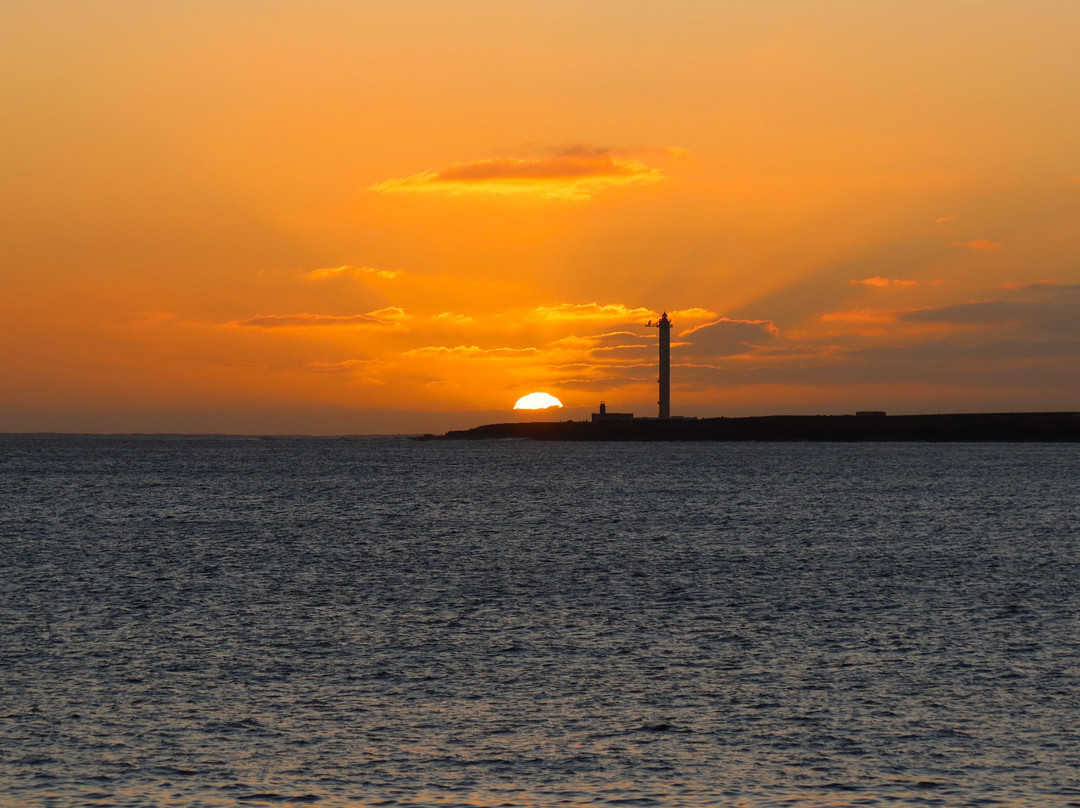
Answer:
[418,411,1080,442]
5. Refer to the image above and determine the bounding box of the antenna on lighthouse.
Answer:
[646,312,672,419]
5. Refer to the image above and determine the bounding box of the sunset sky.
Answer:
[3,1,1079,433]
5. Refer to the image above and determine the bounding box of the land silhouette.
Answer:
[420,411,1080,442]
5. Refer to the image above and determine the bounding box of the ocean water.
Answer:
[1,436,1078,808]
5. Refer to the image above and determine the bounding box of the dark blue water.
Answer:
[2,436,1078,807]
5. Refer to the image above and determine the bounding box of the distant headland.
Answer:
[420,310,1079,442]
[418,411,1080,442]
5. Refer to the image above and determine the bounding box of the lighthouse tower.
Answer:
[647,312,673,419]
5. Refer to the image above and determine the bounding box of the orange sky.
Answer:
[3,1,1079,433]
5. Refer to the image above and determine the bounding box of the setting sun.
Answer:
[513,392,563,411]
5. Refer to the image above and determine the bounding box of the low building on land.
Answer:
[592,402,635,423]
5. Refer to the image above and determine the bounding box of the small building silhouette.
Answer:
[591,401,634,422]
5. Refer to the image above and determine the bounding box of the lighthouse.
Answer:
[647,312,672,419]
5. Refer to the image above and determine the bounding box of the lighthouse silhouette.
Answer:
[646,312,672,419]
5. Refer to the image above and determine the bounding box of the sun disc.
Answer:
[514,392,563,410]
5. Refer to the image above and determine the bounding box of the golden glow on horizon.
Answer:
[514,393,564,410]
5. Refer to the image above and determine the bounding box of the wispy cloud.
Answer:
[820,309,903,324]
[528,302,656,323]
[850,277,919,288]
[950,239,1003,251]
[404,345,539,357]
[225,307,408,329]
[303,359,390,387]
[370,307,410,320]
[681,317,780,339]
[679,318,780,358]
[126,311,176,328]
[431,312,475,325]
[900,301,1037,326]
[369,147,665,200]
[669,307,719,320]
[998,279,1058,291]
[936,215,955,223]
[548,330,648,350]
[306,265,401,280]
[830,285,1080,339]
[305,358,383,373]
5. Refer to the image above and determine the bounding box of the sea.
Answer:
[1,435,1078,808]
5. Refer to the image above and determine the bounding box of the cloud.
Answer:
[849,277,919,288]
[808,285,1080,343]
[591,342,651,354]
[896,286,1080,338]
[669,307,719,320]
[304,359,390,384]
[306,265,401,280]
[950,239,1003,251]
[126,311,176,328]
[305,359,382,373]
[369,306,410,321]
[528,302,655,323]
[852,339,1080,365]
[820,309,903,324]
[548,334,597,349]
[901,301,1037,325]
[679,318,780,358]
[431,312,475,325]
[1008,282,1078,302]
[998,279,1059,291]
[404,345,540,357]
[936,216,955,223]
[547,331,652,362]
[681,318,780,339]
[368,148,664,200]
[633,285,1080,398]
[225,308,408,329]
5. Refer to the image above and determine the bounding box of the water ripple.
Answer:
[1,436,1078,807]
